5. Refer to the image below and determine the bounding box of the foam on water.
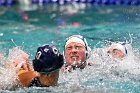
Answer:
[0,59,19,90]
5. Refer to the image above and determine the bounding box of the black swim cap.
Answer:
[33,44,64,74]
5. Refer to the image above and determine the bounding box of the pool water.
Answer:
[0,4,140,93]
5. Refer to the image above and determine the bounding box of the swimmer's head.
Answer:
[107,42,128,59]
[32,44,64,87]
[64,35,91,67]
[33,44,64,74]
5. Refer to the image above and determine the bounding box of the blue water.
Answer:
[0,4,140,92]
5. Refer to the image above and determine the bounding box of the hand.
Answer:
[8,47,33,72]
[14,59,33,72]
[18,71,40,87]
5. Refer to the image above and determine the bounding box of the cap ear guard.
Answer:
[85,46,91,59]
[118,42,128,55]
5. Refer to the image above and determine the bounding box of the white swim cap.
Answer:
[65,35,86,48]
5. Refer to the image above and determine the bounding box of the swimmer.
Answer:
[18,44,64,87]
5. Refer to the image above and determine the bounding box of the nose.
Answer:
[71,47,78,53]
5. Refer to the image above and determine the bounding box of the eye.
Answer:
[107,51,111,54]
[76,46,83,50]
[53,47,58,54]
[75,46,79,50]
[66,46,72,50]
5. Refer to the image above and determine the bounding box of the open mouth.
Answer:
[70,56,79,61]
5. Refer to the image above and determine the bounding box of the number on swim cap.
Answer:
[36,51,42,60]
[44,48,49,53]
[52,47,58,55]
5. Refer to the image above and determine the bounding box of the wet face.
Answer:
[108,49,125,59]
[65,42,86,66]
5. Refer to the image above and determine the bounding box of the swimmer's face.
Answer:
[108,49,125,59]
[65,42,86,65]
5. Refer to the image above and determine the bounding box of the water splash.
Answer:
[58,42,140,93]
[0,47,29,90]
